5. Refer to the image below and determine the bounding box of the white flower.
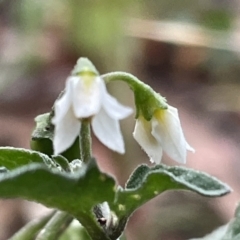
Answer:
[52,74,132,155]
[133,105,194,164]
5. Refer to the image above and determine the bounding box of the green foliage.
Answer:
[0,154,114,240]
[0,147,55,170]
[30,113,54,156]
[192,202,240,240]
[108,164,231,239]
[0,112,231,239]
[0,146,231,240]
[222,203,240,240]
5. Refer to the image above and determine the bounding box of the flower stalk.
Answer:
[102,72,167,120]
[80,118,92,163]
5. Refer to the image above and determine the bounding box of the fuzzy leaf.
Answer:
[0,147,55,170]
[222,203,240,240]
[116,164,231,215]
[0,159,115,240]
[109,164,231,239]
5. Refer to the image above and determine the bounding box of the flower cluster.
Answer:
[52,58,194,164]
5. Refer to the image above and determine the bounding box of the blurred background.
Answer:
[1,0,240,239]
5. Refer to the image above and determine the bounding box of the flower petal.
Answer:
[152,106,190,164]
[72,76,102,118]
[53,107,80,155]
[133,117,163,164]
[186,142,195,152]
[92,108,125,154]
[52,77,75,123]
[101,82,133,120]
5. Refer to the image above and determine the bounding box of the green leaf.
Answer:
[30,113,54,156]
[0,159,115,240]
[190,202,240,240]
[222,202,240,240]
[31,113,54,141]
[0,147,55,170]
[119,164,231,212]
[109,164,231,239]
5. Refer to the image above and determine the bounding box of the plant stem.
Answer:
[35,211,73,240]
[102,72,142,89]
[80,118,92,163]
[9,211,55,240]
[76,212,110,240]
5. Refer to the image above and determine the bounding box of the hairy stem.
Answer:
[80,119,92,163]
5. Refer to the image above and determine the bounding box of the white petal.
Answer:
[52,77,75,123]
[72,76,102,118]
[186,142,195,152]
[53,107,80,155]
[152,106,189,164]
[101,82,133,120]
[92,108,125,154]
[133,117,163,164]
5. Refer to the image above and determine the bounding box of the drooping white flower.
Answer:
[52,74,132,155]
[133,105,194,164]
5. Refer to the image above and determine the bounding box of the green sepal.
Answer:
[134,84,168,120]
[71,58,99,76]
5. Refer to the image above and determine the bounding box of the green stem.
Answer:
[35,211,73,240]
[102,72,142,88]
[9,211,55,240]
[80,119,92,163]
[102,72,168,120]
[76,212,110,240]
